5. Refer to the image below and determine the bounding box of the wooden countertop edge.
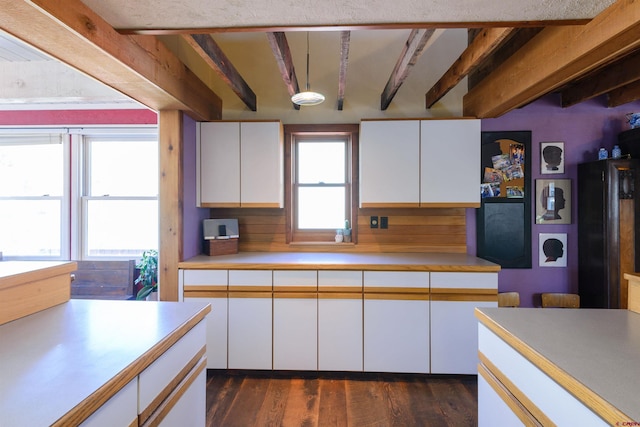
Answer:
[0,261,77,290]
[177,262,500,272]
[474,309,635,425]
[52,303,211,426]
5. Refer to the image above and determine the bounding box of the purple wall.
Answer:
[182,114,210,260]
[467,94,640,307]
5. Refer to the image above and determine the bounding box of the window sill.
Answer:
[288,242,355,246]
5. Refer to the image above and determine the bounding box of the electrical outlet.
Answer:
[370,216,379,228]
[380,216,388,229]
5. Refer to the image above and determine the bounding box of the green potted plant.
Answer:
[135,249,158,300]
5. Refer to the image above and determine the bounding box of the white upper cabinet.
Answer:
[198,121,283,208]
[199,122,240,207]
[421,119,481,206]
[360,119,480,208]
[360,120,421,207]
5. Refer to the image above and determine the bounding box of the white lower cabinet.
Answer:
[156,368,207,427]
[186,296,228,369]
[178,267,495,375]
[318,271,363,371]
[228,270,273,370]
[182,269,228,369]
[477,372,525,427]
[363,271,430,373]
[80,378,138,427]
[430,272,498,374]
[273,270,318,370]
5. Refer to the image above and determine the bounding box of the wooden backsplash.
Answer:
[209,207,467,253]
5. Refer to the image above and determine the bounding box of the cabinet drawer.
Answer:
[364,271,429,294]
[273,270,317,291]
[318,270,362,292]
[228,270,272,291]
[80,378,138,427]
[138,321,206,422]
[183,269,228,287]
[430,272,497,289]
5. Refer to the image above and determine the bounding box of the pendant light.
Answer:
[291,32,325,106]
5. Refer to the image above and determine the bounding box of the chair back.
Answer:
[541,293,580,308]
[498,292,520,307]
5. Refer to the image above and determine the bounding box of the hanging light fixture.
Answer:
[292,32,325,106]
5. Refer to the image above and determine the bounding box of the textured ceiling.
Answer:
[81,0,615,29]
[0,0,621,115]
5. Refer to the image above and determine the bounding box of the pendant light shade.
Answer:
[292,33,325,106]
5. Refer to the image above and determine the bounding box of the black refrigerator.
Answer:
[578,158,640,308]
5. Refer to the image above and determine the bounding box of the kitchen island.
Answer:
[476,307,640,426]
[0,297,210,426]
[0,260,77,325]
[180,252,499,374]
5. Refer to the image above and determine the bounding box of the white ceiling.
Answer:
[0,0,618,117]
[81,0,614,29]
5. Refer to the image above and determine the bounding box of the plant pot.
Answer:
[146,291,158,301]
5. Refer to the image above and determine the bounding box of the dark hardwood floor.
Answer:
[206,370,478,426]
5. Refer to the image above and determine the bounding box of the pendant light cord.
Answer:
[305,32,310,91]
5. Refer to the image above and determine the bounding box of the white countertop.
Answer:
[476,307,640,422]
[0,299,210,426]
[179,252,500,272]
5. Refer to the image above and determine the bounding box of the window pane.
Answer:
[86,199,158,257]
[298,142,345,184]
[297,187,345,229]
[0,143,63,196]
[0,199,61,257]
[89,140,158,196]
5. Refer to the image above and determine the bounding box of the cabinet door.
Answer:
[318,271,363,371]
[360,120,420,207]
[240,122,283,207]
[318,297,363,371]
[228,270,273,370]
[182,269,228,369]
[273,270,317,370]
[421,119,480,206]
[430,272,497,374]
[228,297,273,369]
[198,122,240,207]
[364,298,429,373]
[186,296,228,369]
[363,271,429,373]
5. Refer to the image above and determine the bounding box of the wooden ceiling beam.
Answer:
[467,28,542,89]
[0,0,222,121]
[425,27,515,109]
[117,20,591,36]
[183,34,257,112]
[561,49,640,107]
[381,28,437,110]
[266,32,300,110]
[608,79,640,108]
[463,0,640,118]
[337,31,351,111]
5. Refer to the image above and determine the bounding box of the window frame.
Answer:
[80,131,159,260]
[0,131,71,260]
[285,124,359,244]
[0,126,157,261]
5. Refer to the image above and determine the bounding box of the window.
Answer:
[286,125,358,243]
[0,134,69,259]
[0,127,157,260]
[82,135,158,258]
